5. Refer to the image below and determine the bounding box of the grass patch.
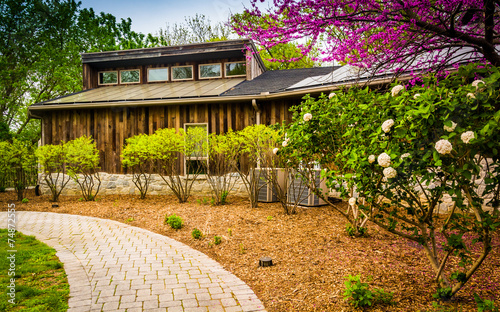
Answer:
[0,229,69,311]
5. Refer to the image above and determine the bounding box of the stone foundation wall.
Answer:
[39,173,248,198]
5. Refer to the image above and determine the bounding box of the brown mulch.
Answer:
[1,190,499,312]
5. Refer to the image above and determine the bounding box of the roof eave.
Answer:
[28,75,407,115]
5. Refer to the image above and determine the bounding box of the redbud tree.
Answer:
[232,0,500,74]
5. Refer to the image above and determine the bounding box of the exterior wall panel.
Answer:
[40,99,294,174]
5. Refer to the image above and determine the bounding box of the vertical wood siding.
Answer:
[41,99,295,173]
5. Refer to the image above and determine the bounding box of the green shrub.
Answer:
[343,274,374,307]
[0,186,5,192]
[214,236,222,245]
[121,134,154,199]
[474,293,498,312]
[36,143,70,202]
[343,275,393,308]
[346,223,367,237]
[21,198,29,203]
[164,214,183,229]
[191,228,202,239]
[220,190,229,204]
[433,287,453,301]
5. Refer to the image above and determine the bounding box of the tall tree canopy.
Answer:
[0,0,150,141]
[151,14,232,46]
[232,0,500,74]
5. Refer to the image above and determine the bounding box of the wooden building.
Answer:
[28,39,347,173]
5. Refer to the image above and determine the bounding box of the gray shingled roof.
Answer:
[221,66,338,96]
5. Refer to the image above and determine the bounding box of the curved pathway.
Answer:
[1,211,265,312]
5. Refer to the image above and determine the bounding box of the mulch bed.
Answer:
[1,189,499,311]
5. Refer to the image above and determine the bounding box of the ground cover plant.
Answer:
[3,191,498,311]
[0,229,69,311]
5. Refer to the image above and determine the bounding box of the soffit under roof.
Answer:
[37,78,245,106]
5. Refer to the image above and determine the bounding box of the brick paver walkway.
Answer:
[1,211,266,312]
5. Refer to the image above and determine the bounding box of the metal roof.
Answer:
[287,65,376,90]
[221,67,337,96]
[36,78,246,106]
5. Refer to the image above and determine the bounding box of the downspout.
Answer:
[252,99,261,125]
[252,99,262,169]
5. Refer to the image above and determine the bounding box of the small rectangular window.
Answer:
[225,62,246,77]
[172,65,193,81]
[148,68,169,82]
[199,64,222,79]
[184,123,208,175]
[98,71,118,85]
[120,69,140,84]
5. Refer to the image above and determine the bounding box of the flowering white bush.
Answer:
[377,153,391,167]
[391,85,404,97]
[329,92,337,99]
[349,197,356,206]
[282,140,288,147]
[381,119,395,133]
[368,155,376,163]
[383,167,397,179]
[443,121,457,132]
[413,93,421,99]
[467,93,476,99]
[435,139,453,155]
[472,80,485,89]
[461,131,475,144]
[303,113,313,122]
[400,153,410,159]
[273,147,279,155]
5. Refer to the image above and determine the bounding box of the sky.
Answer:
[79,0,252,35]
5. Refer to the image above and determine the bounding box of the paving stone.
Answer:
[143,299,160,309]
[119,301,143,309]
[184,307,208,312]
[102,301,119,311]
[182,298,200,308]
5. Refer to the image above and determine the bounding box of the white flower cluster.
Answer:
[329,92,337,99]
[273,147,279,155]
[472,80,485,89]
[443,121,457,132]
[368,155,376,163]
[400,153,410,159]
[435,139,453,155]
[377,153,391,167]
[381,119,395,133]
[461,131,475,144]
[383,167,397,179]
[467,93,476,99]
[282,138,290,147]
[413,93,421,99]
[303,113,313,122]
[348,197,356,206]
[391,85,404,97]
